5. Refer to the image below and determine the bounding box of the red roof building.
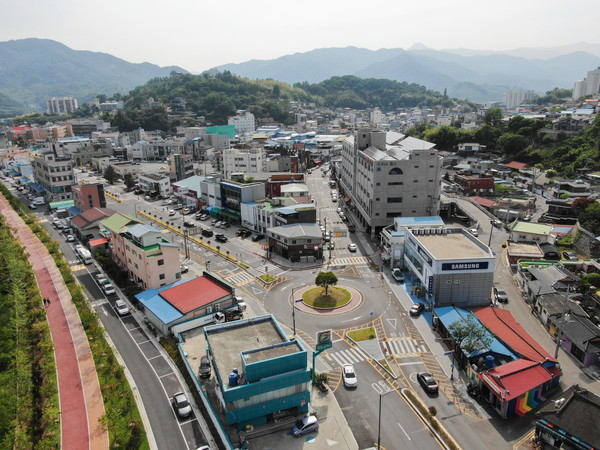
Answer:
[504,161,531,171]
[161,277,230,314]
[473,307,562,418]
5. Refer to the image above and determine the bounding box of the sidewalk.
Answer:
[0,194,109,449]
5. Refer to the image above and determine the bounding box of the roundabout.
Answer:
[290,284,364,315]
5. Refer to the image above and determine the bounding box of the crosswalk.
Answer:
[324,347,369,366]
[324,338,428,367]
[330,256,369,265]
[224,271,255,286]
[382,338,427,356]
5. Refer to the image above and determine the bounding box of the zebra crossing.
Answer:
[324,346,370,367]
[330,256,369,265]
[382,338,427,356]
[224,271,255,286]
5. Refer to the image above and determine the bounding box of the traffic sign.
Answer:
[316,329,333,351]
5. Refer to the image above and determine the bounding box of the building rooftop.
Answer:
[416,231,489,259]
[507,242,544,257]
[206,316,300,388]
[511,222,552,235]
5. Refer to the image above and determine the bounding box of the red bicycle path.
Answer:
[0,195,108,449]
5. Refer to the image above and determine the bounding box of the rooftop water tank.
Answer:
[228,372,239,387]
[485,355,495,368]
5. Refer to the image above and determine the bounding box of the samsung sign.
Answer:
[442,262,489,271]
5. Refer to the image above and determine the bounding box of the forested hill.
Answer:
[119,72,459,126]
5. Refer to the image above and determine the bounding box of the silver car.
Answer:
[342,364,358,388]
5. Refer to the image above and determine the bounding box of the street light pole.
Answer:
[291,287,297,337]
[488,220,494,247]
[377,388,400,449]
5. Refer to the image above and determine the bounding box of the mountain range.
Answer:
[211,44,600,103]
[0,38,187,115]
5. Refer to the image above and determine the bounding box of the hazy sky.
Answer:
[1,0,598,73]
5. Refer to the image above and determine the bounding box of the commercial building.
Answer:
[267,223,323,262]
[222,146,266,180]
[138,172,172,198]
[135,273,238,336]
[101,213,180,290]
[204,315,311,430]
[384,218,495,308]
[169,153,194,181]
[46,96,78,115]
[339,129,442,234]
[32,146,75,202]
[72,182,106,212]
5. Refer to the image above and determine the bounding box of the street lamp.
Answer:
[488,220,494,247]
[291,287,302,338]
[377,388,401,449]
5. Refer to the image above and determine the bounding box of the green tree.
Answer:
[315,271,338,296]
[584,273,600,289]
[497,133,528,156]
[123,173,136,190]
[103,166,118,185]
[483,108,504,128]
[447,315,493,354]
[474,124,502,149]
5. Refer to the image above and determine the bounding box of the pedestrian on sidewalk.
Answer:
[47,297,51,305]
[43,297,48,306]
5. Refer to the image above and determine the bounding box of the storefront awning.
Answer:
[49,200,75,209]
[26,182,45,193]
[89,237,109,246]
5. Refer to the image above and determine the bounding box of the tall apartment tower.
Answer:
[46,97,79,114]
[572,67,600,99]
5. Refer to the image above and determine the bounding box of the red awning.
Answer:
[344,197,351,202]
[89,237,109,246]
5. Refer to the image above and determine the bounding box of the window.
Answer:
[388,181,403,186]
[157,259,164,266]
[388,197,402,203]
[389,168,403,175]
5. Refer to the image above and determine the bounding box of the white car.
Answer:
[95,273,107,284]
[115,299,130,316]
[469,228,479,237]
[348,243,357,252]
[342,364,358,388]
[66,234,75,242]
[168,209,176,216]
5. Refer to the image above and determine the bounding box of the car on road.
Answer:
[292,416,319,437]
[168,209,176,216]
[237,229,252,238]
[210,219,219,226]
[348,243,357,252]
[115,299,130,316]
[199,214,209,221]
[183,221,195,228]
[523,214,532,222]
[199,356,211,378]
[215,233,228,243]
[563,251,578,261]
[252,234,265,242]
[95,273,107,284]
[493,287,508,303]
[342,364,358,388]
[182,208,191,215]
[391,268,404,283]
[417,372,439,394]
[102,283,116,296]
[180,264,189,274]
[201,229,213,237]
[66,234,75,242]
[235,296,247,311]
[171,392,192,418]
[409,303,425,317]
[469,228,479,237]
[492,219,503,228]
[347,223,356,233]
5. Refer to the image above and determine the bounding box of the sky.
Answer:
[1,0,599,73]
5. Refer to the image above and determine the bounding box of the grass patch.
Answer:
[302,286,351,308]
[239,263,250,269]
[347,327,376,341]
[259,274,276,283]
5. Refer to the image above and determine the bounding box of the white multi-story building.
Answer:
[370,108,384,126]
[573,67,600,99]
[228,110,256,135]
[339,129,442,234]
[222,147,266,179]
[502,90,536,110]
[138,172,172,198]
[32,145,75,202]
[47,97,79,115]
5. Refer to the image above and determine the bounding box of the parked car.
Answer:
[409,303,425,317]
[182,208,191,215]
[211,219,219,226]
[183,221,195,228]
[342,364,358,388]
[66,234,75,242]
[201,229,213,237]
[180,264,189,274]
[102,283,116,296]
[168,209,176,216]
[292,416,319,437]
[252,234,265,242]
[563,251,578,261]
[199,356,211,378]
[347,223,356,233]
[391,268,404,283]
[417,372,439,394]
[215,234,228,243]
[235,296,247,311]
[493,287,508,303]
[237,229,251,238]
[348,243,357,252]
[199,214,209,221]
[469,228,479,237]
[95,273,107,284]
[115,299,130,316]
[171,392,192,418]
